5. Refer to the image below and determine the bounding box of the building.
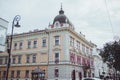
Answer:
[93,48,109,79]
[0,7,95,80]
[0,18,8,52]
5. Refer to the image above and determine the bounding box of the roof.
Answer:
[53,7,72,26]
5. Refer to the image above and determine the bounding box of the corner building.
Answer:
[0,7,95,80]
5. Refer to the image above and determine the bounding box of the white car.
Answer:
[82,78,101,80]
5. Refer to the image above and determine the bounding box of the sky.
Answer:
[0,0,120,48]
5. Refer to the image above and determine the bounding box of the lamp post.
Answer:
[6,15,21,80]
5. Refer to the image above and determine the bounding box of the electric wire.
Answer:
[104,0,115,38]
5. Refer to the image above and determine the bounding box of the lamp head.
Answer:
[15,21,20,27]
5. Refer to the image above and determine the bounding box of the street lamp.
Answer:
[6,15,21,80]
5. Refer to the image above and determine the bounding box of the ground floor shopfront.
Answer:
[0,64,94,80]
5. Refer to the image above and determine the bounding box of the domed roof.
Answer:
[53,7,72,26]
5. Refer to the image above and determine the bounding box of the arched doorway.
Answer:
[79,72,82,80]
[71,70,76,80]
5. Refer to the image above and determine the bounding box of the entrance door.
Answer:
[79,72,82,80]
[71,70,76,80]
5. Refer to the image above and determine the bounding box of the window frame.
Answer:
[16,70,20,78]
[11,70,14,78]
[18,56,21,64]
[25,70,29,78]
[33,40,37,48]
[55,36,59,46]
[27,41,31,49]
[32,54,36,63]
[42,38,46,47]
[19,42,22,49]
[26,55,30,63]
[54,53,59,64]
[12,56,16,64]
[54,68,59,77]
[14,42,17,50]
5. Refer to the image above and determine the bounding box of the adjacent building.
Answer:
[0,7,95,80]
[93,48,109,79]
[0,18,8,52]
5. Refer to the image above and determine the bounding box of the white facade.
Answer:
[0,18,8,52]
[93,48,109,78]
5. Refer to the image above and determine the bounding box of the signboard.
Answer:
[0,18,8,52]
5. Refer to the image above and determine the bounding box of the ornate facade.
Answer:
[0,7,95,80]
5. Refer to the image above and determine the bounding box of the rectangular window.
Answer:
[55,36,59,45]
[86,47,89,54]
[55,53,59,64]
[70,53,75,63]
[11,71,14,78]
[25,70,29,78]
[26,55,30,63]
[3,71,6,78]
[18,56,21,64]
[33,40,37,48]
[14,43,17,50]
[42,39,46,47]
[19,42,22,49]
[27,41,31,49]
[5,57,8,64]
[77,56,81,64]
[55,69,59,77]
[90,49,93,54]
[12,56,16,64]
[0,71,1,78]
[82,44,85,53]
[0,58,3,64]
[76,41,80,50]
[70,37,74,47]
[16,70,20,78]
[32,55,36,63]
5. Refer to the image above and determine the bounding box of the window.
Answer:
[5,57,8,64]
[76,41,80,50]
[70,53,75,63]
[0,58,3,64]
[16,70,20,78]
[12,56,16,64]
[14,43,17,50]
[42,39,46,47]
[26,55,30,63]
[70,37,74,47]
[32,55,36,63]
[55,36,59,45]
[3,71,6,78]
[82,44,85,53]
[11,71,14,78]
[86,47,89,54]
[19,42,22,49]
[25,70,29,78]
[54,68,59,77]
[55,53,59,64]
[27,41,31,49]
[90,49,93,54]
[33,40,37,48]
[77,56,81,64]
[0,71,1,78]
[18,56,21,64]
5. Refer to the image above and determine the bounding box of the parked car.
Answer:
[82,78,101,80]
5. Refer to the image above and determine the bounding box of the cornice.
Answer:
[68,28,94,48]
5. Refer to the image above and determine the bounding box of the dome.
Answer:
[53,7,72,26]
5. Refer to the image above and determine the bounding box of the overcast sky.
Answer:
[0,0,120,48]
